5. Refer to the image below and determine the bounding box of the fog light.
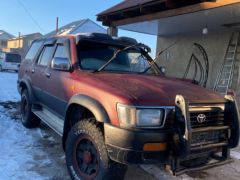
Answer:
[143,143,167,151]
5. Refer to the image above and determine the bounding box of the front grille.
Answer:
[188,104,229,151]
[189,105,225,128]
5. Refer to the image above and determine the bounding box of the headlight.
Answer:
[117,104,165,128]
[136,109,163,127]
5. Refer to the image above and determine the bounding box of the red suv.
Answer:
[18,33,239,179]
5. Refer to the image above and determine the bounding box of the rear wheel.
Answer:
[65,119,127,180]
[20,89,40,128]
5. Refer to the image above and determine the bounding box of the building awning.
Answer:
[97,0,240,36]
[97,0,219,26]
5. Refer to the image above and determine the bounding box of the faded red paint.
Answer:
[18,35,225,127]
[65,71,224,126]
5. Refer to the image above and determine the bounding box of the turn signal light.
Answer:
[143,143,167,152]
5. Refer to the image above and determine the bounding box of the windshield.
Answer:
[78,41,151,73]
[6,54,21,63]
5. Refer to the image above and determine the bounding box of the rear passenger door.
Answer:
[31,40,55,105]
[18,40,43,92]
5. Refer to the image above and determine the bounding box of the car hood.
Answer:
[85,73,224,106]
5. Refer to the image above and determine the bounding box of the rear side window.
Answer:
[5,54,21,63]
[25,41,43,61]
[38,46,54,66]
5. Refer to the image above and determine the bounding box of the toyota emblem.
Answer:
[197,114,206,123]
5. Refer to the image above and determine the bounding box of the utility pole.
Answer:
[56,17,59,34]
[18,32,21,49]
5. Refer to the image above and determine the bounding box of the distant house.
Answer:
[7,32,42,57]
[0,30,15,51]
[43,19,106,38]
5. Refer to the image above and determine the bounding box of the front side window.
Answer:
[78,41,150,73]
[54,45,68,58]
[38,46,54,66]
[51,45,70,70]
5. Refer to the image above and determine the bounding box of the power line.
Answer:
[17,0,45,33]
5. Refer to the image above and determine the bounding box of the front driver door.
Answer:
[44,39,73,117]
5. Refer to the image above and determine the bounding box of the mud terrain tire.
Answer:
[20,89,40,128]
[65,119,127,180]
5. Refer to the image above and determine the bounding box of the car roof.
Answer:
[42,33,138,47]
[36,33,152,51]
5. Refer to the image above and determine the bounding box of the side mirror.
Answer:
[51,57,71,71]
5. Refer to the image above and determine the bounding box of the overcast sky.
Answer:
[0,0,157,56]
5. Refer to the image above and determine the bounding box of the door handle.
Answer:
[31,69,35,73]
[45,72,51,78]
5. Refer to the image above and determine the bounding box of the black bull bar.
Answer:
[170,95,240,175]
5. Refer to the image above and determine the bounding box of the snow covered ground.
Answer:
[0,72,20,102]
[0,102,68,179]
[0,71,240,180]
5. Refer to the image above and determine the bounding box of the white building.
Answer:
[0,30,14,51]
[43,19,106,38]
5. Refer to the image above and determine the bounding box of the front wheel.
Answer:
[65,119,127,180]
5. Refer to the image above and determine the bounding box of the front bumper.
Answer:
[104,123,172,164]
[104,95,240,175]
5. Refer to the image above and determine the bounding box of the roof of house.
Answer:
[9,33,42,41]
[43,19,106,38]
[0,30,15,40]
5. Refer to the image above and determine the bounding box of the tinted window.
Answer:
[54,45,68,58]
[5,54,21,63]
[78,41,150,73]
[25,41,43,60]
[38,46,54,66]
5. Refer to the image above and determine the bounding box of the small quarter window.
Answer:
[25,41,43,61]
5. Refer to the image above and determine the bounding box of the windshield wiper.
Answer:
[94,43,145,73]
[141,41,177,74]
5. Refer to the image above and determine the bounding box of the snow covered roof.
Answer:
[43,19,106,38]
[0,30,15,40]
